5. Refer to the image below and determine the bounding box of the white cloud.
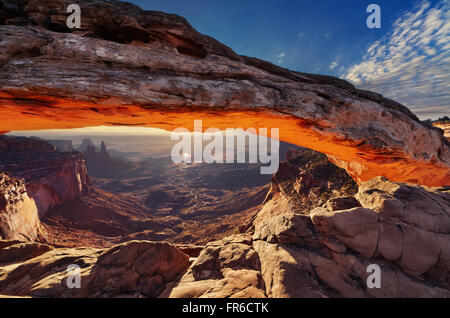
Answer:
[342,0,450,120]
[276,52,286,64]
[324,33,331,38]
[298,32,304,38]
[329,61,339,70]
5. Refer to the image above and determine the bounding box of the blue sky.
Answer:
[129,0,448,120]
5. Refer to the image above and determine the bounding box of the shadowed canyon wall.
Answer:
[0,0,449,186]
[0,136,91,240]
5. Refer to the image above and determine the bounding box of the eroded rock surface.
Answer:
[434,123,450,141]
[167,151,450,298]
[0,0,449,298]
[0,0,448,186]
[0,240,189,297]
[253,149,358,230]
[167,153,450,298]
[1,164,449,297]
[0,136,91,218]
[168,234,266,298]
[0,175,45,241]
[252,176,450,298]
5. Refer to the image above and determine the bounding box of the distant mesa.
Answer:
[46,139,74,152]
[81,139,111,161]
[80,139,134,178]
[78,138,96,153]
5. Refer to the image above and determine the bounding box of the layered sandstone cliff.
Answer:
[0,0,448,186]
[0,136,91,218]
[0,173,44,240]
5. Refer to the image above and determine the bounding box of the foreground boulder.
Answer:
[0,0,449,186]
[167,150,450,298]
[168,234,266,298]
[0,240,189,297]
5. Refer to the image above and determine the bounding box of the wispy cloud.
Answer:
[298,32,304,38]
[277,52,286,64]
[329,61,339,70]
[342,0,449,119]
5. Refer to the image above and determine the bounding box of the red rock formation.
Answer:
[168,234,266,298]
[0,136,91,218]
[1,152,449,298]
[253,149,358,229]
[0,0,448,186]
[81,140,133,178]
[0,173,45,241]
[250,177,450,297]
[171,153,450,298]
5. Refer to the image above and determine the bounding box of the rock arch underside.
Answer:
[0,0,449,187]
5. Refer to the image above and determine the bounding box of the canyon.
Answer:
[1,144,449,297]
[0,135,274,247]
[0,0,449,298]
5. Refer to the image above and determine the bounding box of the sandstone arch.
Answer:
[0,0,449,186]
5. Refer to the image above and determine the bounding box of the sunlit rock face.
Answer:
[434,123,450,141]
[0,0,449,187]
[169,151,450,298]
[0,136,91,218]
[250,175,450,298]
[0,173,44,241]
